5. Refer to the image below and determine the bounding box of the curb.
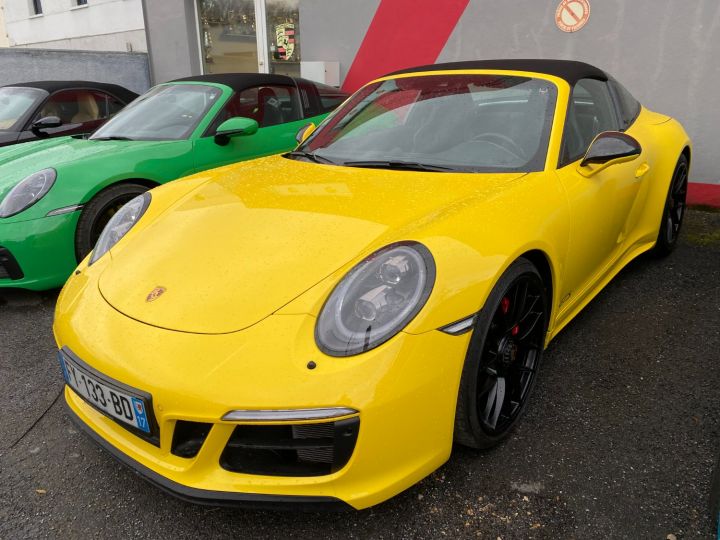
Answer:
[688,183,720,209]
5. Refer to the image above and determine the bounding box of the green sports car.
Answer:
[0,73,347,290]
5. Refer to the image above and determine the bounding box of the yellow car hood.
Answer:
[99,156,526,334]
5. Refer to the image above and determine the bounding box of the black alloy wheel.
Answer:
[75,182,150,262]
[455,258,548,449]
[653,154,688,256]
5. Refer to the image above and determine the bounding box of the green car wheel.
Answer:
[75,182,150,262]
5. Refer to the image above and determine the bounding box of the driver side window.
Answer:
[207,85,302,135]
[561,79,620,166]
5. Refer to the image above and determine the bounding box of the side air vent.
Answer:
[171,420,212,458]
[0,247,23,280]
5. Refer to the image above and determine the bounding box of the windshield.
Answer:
[90,84,222,141]
[0,87,47,131]
[297,74,558,172]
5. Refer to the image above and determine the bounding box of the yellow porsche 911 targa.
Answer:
[54,60,691,510]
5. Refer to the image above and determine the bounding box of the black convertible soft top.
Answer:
[388,59,608,86]
[3,80,138,102]
[171,73,297,93]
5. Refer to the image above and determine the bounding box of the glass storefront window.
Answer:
[198,0,259,74]
[197,0,302,77]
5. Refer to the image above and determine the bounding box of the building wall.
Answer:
[0,48,150,94]
[0,0,8,47]
[141,0,202,84]
[4,0,147,52]
[298,0,379,84]
[300,0,720,184]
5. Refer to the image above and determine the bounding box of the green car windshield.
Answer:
[299,75,558,172]
[0,87,47,131]
[90,84,222,141]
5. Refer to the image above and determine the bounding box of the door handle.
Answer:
[635,163,651,179]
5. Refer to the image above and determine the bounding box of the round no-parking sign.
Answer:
[555,0,591,33]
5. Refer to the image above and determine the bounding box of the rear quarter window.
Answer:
[609,78,641,130]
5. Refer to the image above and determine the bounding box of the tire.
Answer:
[651,154,689,257]
[75,182,150,262]
[454,258,549,449]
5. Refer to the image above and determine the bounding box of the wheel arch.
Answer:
[517,249,555,329]
[82,178,161,204]
[412,243,561,336]
[681,145,691,169]
[100,177,160,193]
[74,178,161,262]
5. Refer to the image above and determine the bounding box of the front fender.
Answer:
[632,117,692,245]
[278,171,571,336]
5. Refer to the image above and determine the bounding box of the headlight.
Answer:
[0,168,57,218]
[315,242,435,357]
[89,192,151,264]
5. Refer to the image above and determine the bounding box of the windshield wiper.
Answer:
[91,136,135,141]
[284,150,337,165]
[342,160,456,172]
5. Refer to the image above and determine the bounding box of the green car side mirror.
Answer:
[214,117,259,146]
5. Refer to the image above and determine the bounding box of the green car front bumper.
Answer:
[0,210,80,291]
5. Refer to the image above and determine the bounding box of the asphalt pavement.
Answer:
[1,210,718,539]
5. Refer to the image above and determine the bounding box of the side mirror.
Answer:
[579,131,642,176]
[295,122,316,145]
[31,116,63,133]
[214,117,259,146]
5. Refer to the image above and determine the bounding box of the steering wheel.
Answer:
[472,132,527,160]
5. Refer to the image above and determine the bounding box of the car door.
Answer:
[192,84,311,172]
[555,78,646,306]
[606,77,658,244]
[16,89,124,143]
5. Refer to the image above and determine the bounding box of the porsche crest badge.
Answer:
[146,287,166,302]
[274,23,296,61]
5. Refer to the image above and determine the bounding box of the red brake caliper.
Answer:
[501,296,520,336]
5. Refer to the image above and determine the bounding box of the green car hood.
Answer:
[0,136,121,175]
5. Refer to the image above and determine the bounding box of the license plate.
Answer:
[59,351,151,434]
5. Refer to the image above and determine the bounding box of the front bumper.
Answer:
[67,405,353,510]
[55,270,472,510]
[0,211,80,290]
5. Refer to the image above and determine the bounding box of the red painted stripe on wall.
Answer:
[341,0,470,93]
[688,183,720,208]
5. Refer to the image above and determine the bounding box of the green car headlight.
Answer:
[315,242,435,357]
[0,168,57,218]
[89,192,151,265]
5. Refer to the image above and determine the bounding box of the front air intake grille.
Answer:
[0,247,23,280]
[220,417,360,477]
[171,420,212,458]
